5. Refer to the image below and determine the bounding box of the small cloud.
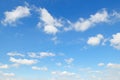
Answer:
[37,8,62,34]
[28,52,55,58]
[87,34,104,46]
[1,5,30,26]
[73,9,108,32]
[3,72,15,77]
[98,63,105,67]
[0,64,9,69]
[9,57,37,65]
[7,52,25,57]
[65,58,74,64]
[51,36,60,44]
[32,66,48,71]
[110,32,120,50]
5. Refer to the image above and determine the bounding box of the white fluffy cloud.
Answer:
[110,33,120,50]
[87,34,104,46]
[65,58,74,64]
[64,9,120,32]
[1,6,30,25]
[73,9,108,31]
[28,52,55,58]
[37,8,62,34]
[9,57,37,65]
[32,66,48,71]
[7,52,25,57]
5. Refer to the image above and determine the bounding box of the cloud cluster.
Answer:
[1,4,120,37]
[86,32,120,50]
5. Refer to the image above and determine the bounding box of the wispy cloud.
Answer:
[65,58,74,64]
[7,52,25,57]
[28,52,56,58]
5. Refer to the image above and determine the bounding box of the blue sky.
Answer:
[0,0,120,80]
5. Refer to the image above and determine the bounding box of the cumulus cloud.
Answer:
[110,33,120,50]
[37,8,62,34]
[65,58,74,64]
[73,9,108,31]
[1,6,30,26]
[7,52,25,57]
[87,34,104,46]
[32,66,48,71]
[9,57,37,65]
[28,52,55,58]
[64,9,120,32]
